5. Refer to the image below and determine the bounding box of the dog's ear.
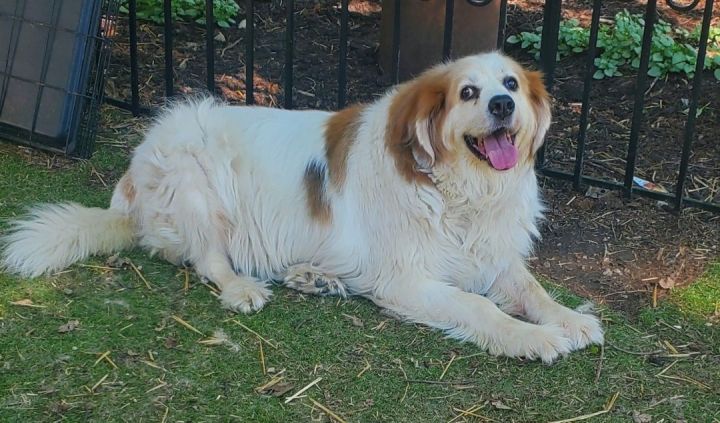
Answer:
[524,70,552,154]
[387,70,449,180]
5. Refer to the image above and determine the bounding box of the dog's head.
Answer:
[387,52,551,183]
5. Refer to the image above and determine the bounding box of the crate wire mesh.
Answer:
[0,0,119,158]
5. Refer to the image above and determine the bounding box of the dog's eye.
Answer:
[460,86,479,101]
[504,77,518,91]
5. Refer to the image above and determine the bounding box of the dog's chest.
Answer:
[435,192,539,293]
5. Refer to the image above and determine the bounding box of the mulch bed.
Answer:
[101,0,720,316]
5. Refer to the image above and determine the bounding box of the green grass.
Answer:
[1,109,719,422]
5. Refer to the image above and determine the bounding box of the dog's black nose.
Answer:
[488,95,515,119]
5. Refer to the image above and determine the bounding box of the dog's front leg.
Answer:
[371,277,573,363]
[486,261,604,351]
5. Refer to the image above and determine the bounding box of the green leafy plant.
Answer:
[506,19,589,61]
[507,10,720,81]
[119,0,240,28]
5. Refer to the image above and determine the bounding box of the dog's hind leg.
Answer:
[195,249,272,313]
[283,263,348,298]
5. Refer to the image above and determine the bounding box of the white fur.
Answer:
[0,52,602,363]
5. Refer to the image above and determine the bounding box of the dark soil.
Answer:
[101,0,720,316]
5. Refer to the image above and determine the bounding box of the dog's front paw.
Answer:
[521,324,574,364]
[487,323,573,364]
[219,280,272,314]
[548,310,604,350]
[283,263,347,297]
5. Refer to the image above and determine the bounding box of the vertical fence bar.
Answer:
[163,0,174,97]
[283,0,294,109]
[572,0,602,190]
[338,0,349,109]
[205,0,215,93]
[391,0,401,83]
[623,0,657,197]
[538,0,561,88]
[245,0,254,105]
[675,0,714,211]
[128,0,140,115]
[442,0,455,61]
[30,0,61,142]
[497,0,508,50]
[536,0,561,168]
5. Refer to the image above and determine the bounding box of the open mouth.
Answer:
[464,129,518,170]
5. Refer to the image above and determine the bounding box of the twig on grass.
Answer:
[129,261,153,290]
[308,397,348,423]
[259,340,266,374]
[90,374,109,393]
[449,402,494,423]
[439,353,457,381]
[607,341,663,356]
[171,315,204,336]
[226,319,277,348]
[284,377,322,404]
[356,359,371,378]
[94,351,118,369]
[547,391,619,423]
[594,341,605,384]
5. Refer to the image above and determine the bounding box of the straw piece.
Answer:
[547,392,619,423]
[129,261,153,290]
[284,377,322,404]
[308,397,348,423]
[171,315,204,336]
[227,319,277,348]
[91,374,109,393]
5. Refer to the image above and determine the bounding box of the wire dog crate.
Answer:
[0,0,118,158]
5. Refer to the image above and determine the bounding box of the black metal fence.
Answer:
[104,0,719,214]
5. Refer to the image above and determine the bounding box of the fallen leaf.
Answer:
[632,411,652,423]
[659,277,676,289]
[105,254,130,268]
[342,313,364,327]
[214,32,226,42]
[266,381,293,397]
[491,399,512,410]
[256,378,294,397]
[164,337,178,349]
[58,320,80,333]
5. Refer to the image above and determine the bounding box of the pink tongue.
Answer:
[482,132,518,170]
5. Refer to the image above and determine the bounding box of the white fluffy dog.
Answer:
[1,52,603,363]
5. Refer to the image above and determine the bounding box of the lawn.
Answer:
[1,108,718,422]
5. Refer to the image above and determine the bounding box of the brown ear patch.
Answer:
[386,68,450,185]
[523,70,549,107]
[303,160,332,224]
[325,104,364,188]
[523,69,552,157]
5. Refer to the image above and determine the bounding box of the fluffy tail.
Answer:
[1,203,134,278]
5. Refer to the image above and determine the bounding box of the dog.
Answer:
[1,52,603,363]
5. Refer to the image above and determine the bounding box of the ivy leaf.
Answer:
[671,52,686,64]
[648,66,663,77]
[506,35,520,44]
[714,68,720,80]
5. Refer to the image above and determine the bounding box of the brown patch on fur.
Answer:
[522,69,552,158]
[386,67,451,185]
[119,173,136,203]
[324,104,364,188]
[524,70,549,107]
[304,160,332,224]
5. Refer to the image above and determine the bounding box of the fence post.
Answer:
[674,0,715,211]
[536,0,561,168]
[163,0,174,97]
[539,0,561,89]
